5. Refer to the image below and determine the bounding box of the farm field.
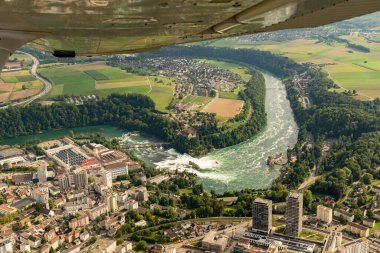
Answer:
[202,98,244,118]
[210,34,380,100]
[39,62,175,112]
[0,69,44,104]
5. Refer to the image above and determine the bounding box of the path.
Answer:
[0,52,52,109]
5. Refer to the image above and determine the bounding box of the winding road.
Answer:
[0,52,52,109]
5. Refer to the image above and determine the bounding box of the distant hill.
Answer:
[332,11,380,30]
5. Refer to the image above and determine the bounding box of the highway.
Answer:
[0,52,52,109]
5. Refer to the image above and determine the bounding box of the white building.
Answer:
[135,220,147,227]
[20,243,31,253]
[323,231,343,252]
[317,205,333,224]
[0,237,13,253]
[104,162,128,180]
[338,238,369,253]
[107,192,118,212]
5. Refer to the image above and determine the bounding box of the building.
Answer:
[37,161,48,183]
[130,186,149,202]
[45,144,89,168]
[69,214,90,229]
[12,173,33,185]
[148,175,170,185]
[82,143,108,156]
[338,238,369,253]
[323,231,343,252]
[73,169,88,189]
[104,162,128,180]
[0,204,17,215]
[202,231,229,252]
[371,184,380,193]
[362,219,375,228]
[346,222,369,238]
[285,192,303,237]
[87,203,108,220]
[31,187,49,207]
[58,174,70,192]
[0,237,13,253]
[107,192,118,212]
[252,198,272,233]
[88,238,116,253]
[135,220,147,227]
[333,208,354,223]
[317,205,333,224]
[20,243,31,253]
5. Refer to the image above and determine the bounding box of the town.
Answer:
[122,57,244,98]
[0,135,380,253]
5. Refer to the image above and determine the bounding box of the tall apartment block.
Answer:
[252,198,272,233]
[285,192,303,237]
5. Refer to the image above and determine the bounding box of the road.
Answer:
[0,52,52,109]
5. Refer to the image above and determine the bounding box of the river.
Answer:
[0,72,298,194]
[121,72,298,193]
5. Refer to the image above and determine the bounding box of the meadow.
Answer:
[39,63,175,112]
[210,35,380,100]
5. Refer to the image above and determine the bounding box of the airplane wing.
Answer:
[0,0,380,70]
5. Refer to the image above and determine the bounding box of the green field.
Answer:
[300,229,326,242]
[84,70,109,80]
[39,63,176,112]
[1,76,18,83]
[182,95,213,106]
[210,35,380,100]
[219,91,239,99]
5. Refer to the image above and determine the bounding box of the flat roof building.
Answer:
[252,198,272,233]
[317,205,333,224]
[202,231,229,252]
[285,192,303,237]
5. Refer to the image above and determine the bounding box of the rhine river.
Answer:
[121,72,298,193]
[0,72,298,193]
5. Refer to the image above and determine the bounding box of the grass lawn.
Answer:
[300,229,326,242]
[147,85,174,113]
[219,91,239,99]
[178,188,193,195]
[370,221,380,234]
[182,95,213,106]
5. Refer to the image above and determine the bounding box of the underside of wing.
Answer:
[0,0,379,68]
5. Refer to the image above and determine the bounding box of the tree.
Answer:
[303,190,313,210]
[362,173,373,185]
[136,240,147,251]
[89,236,97,244]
